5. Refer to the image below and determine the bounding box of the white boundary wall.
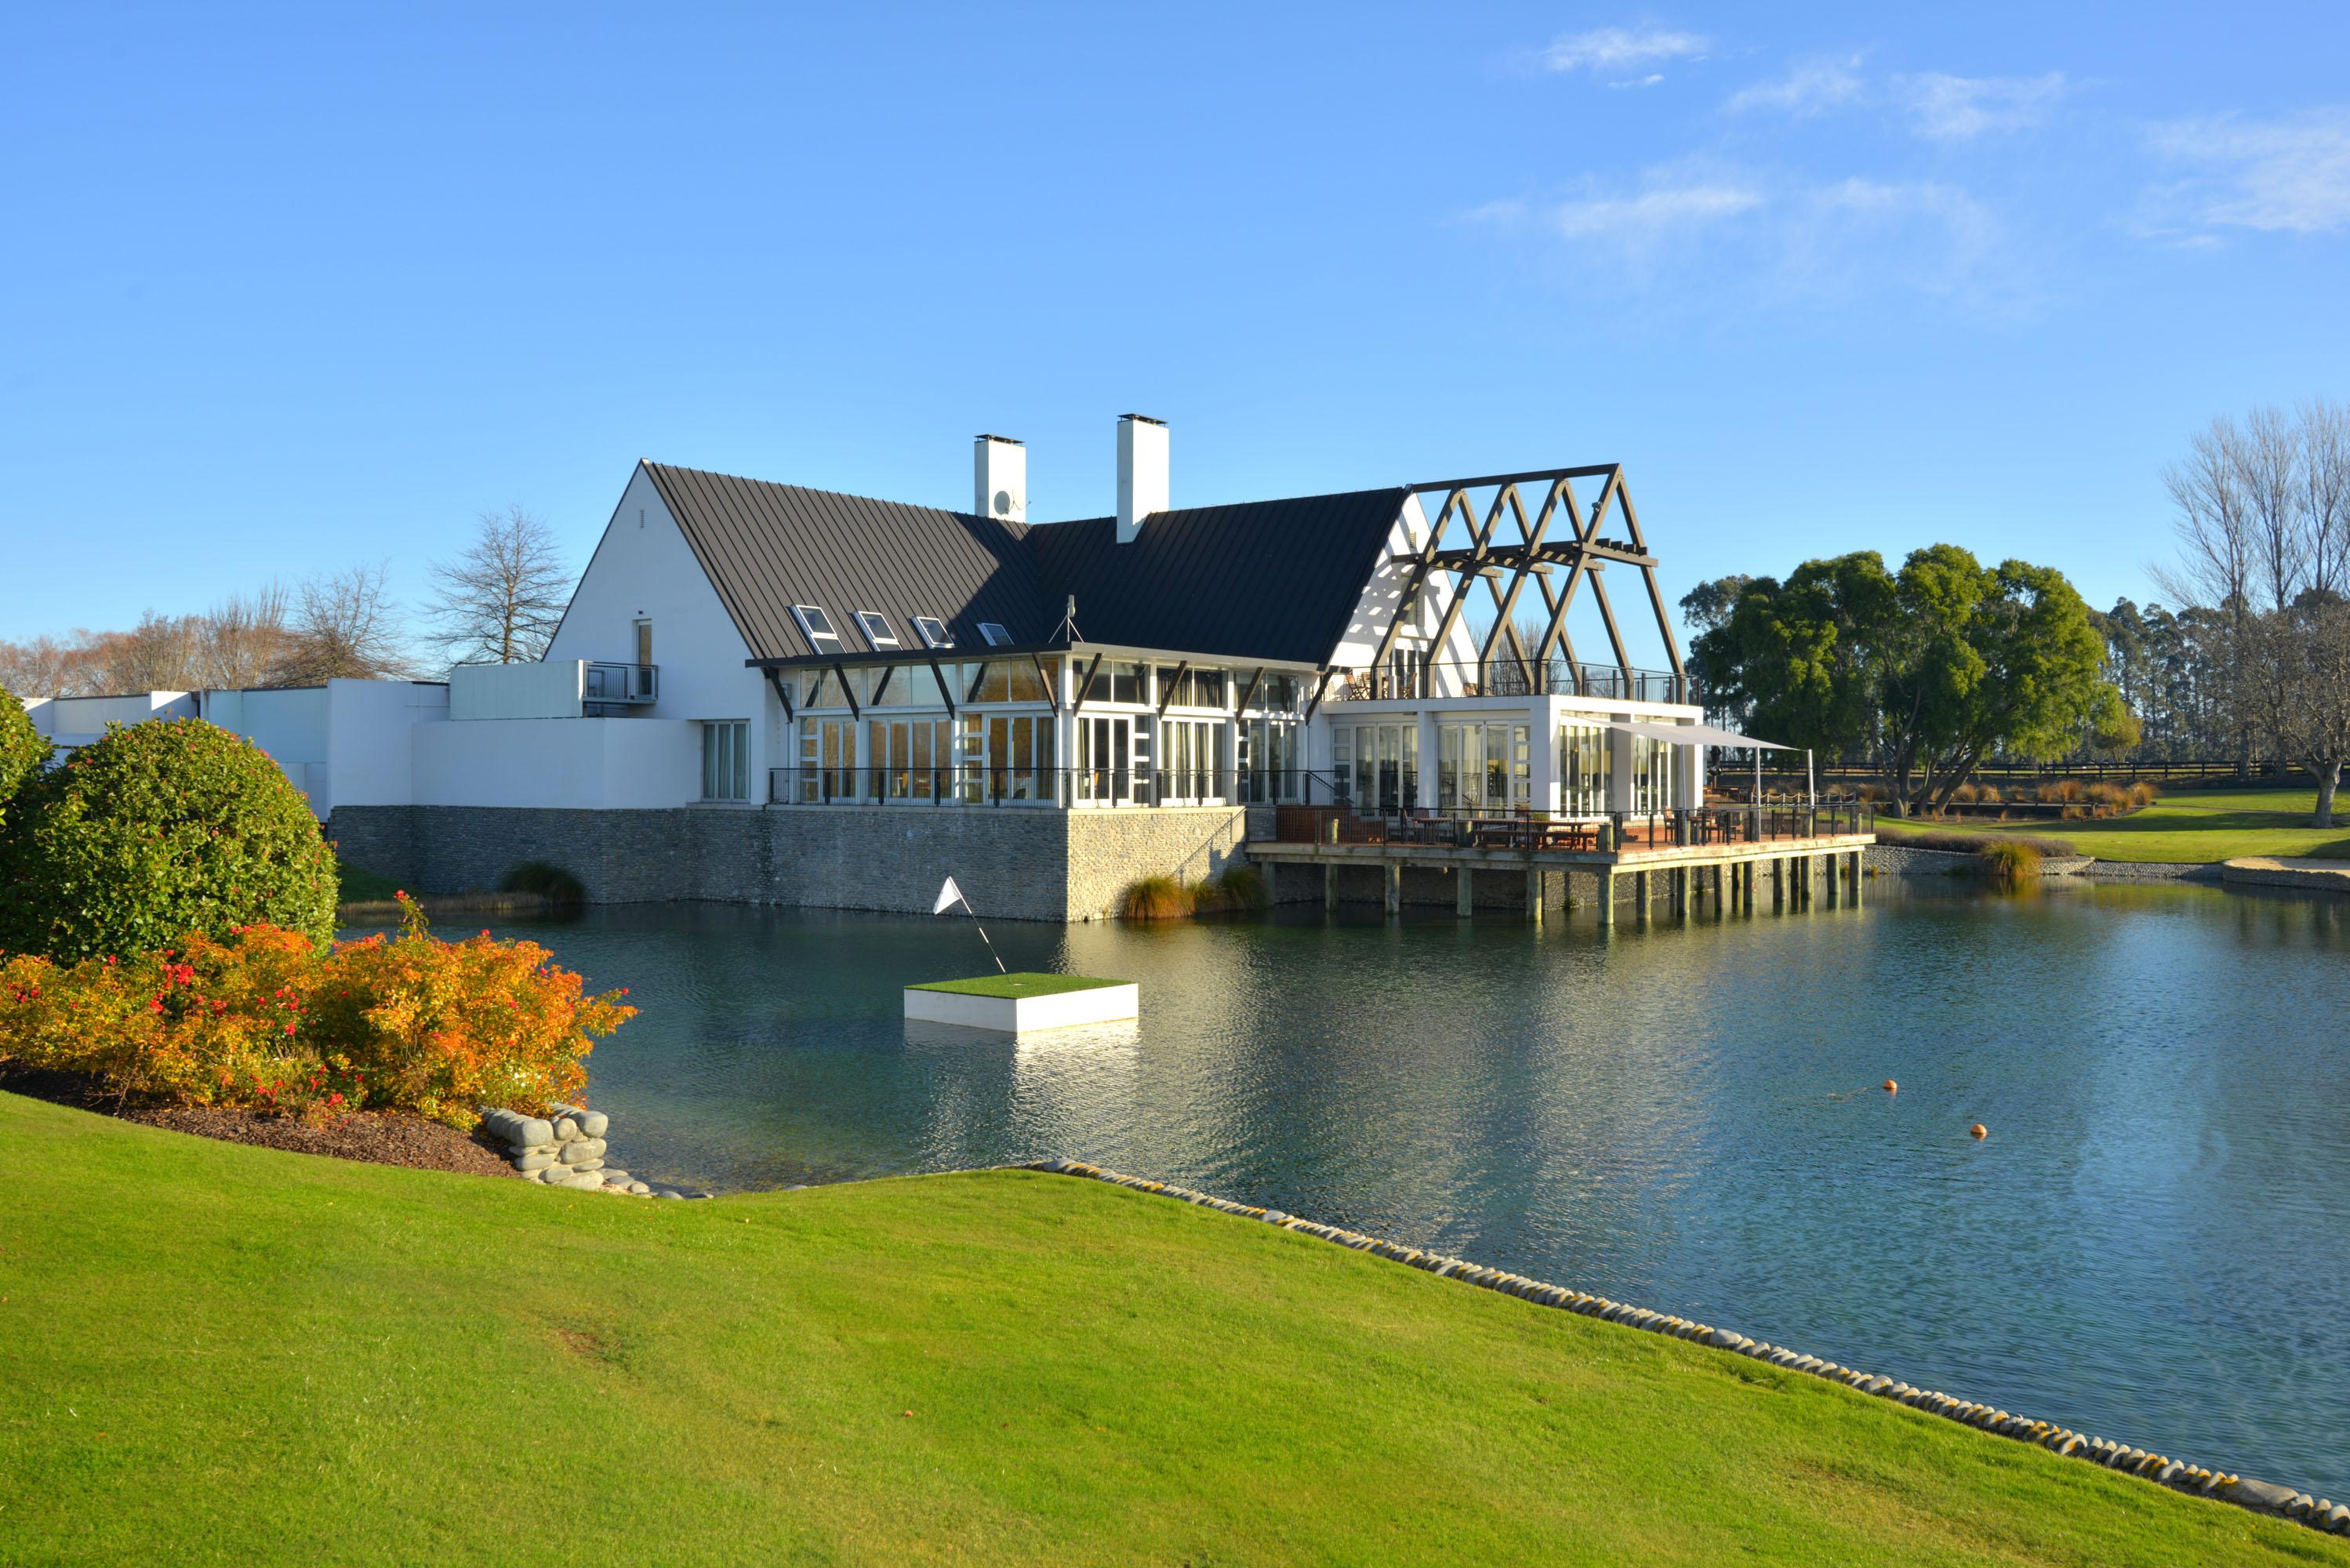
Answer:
[412,717,700,809]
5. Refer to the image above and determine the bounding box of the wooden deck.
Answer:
[1247,832,1876,925]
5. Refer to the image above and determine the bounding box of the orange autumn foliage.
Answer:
[0,895,632,1127]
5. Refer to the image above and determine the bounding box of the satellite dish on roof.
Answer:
[994,488,1021,517]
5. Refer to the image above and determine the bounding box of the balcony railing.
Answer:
[767,764,1330,808]
[583,662,657,712]
[1331,659,1691,706]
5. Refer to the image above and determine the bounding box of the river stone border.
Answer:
[1019,1158,2350,1540]
[478,1104,710,1199]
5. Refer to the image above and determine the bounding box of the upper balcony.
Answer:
[449,659,661,720]
[583,662,657,714]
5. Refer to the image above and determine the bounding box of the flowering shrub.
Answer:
[0,895,633,1127]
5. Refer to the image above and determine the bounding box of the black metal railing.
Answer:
[768,764,1280,808]
[1328,659,1691,706]
[1275,795,1876,849]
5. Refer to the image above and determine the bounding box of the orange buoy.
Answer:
[1883,1080,1898,1094]
[1969,1123,1989,1140]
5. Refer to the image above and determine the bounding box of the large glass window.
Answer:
[1348,723,1418,815]
[1629,734,1676,815]
[1157,719,1225,802]
[1560,721,1612,814]
[1241,718,1299,802]
[702,721,750,801]
[797,717,857,801]
[868,717,954,800]
[1439,724,1529,813]
[1077,716,1133,802]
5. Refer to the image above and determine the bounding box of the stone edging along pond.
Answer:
[1019,1159,2350,1540]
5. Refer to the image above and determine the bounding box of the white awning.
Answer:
[1609,720,1791,750]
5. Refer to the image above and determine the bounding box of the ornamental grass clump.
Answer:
[1978,840,2043,884]
[0,717,336,962]
[1119,874,1192,921]
[0,895,633,1127]
[499,859,587,908]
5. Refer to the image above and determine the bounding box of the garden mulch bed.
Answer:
[0,1065,519,1179]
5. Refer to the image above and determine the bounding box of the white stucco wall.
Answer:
[34,691,198,750]
[202,680,449,818]
[544,464,778,791]
[327,680,449,811]
[412,717,700,808]
[449,660,586,720]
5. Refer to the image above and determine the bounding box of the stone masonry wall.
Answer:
[327,803,1245,923]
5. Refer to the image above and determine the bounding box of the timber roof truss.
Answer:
[1368,464,1685,690]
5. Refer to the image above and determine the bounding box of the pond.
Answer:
[398,880,2350,1497]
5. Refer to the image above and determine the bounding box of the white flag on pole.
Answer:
[933,876,963,916]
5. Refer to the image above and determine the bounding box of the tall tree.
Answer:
[2247,599,2350,827]
[427,506,570,666]
[1694,546,2127,815]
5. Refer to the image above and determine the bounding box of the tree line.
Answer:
[1683,399,2350,828]
[0,507,572,698]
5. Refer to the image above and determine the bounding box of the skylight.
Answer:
[854,610,899,648]
[912,615,953,649]
[978,622,1013,647]
[792,604,843,653]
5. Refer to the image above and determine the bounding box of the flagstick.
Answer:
[957,895,1007,974]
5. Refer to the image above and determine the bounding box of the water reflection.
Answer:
[383,879,2350,1497]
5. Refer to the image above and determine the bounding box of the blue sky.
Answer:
[6,2,2348,666]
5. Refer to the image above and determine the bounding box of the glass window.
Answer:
[912,615,953,649]
[791,605,842,654]
[702,721,750,801]
[854,611,898,648]
[978,622,1013,647]
[1560,721,1612,814]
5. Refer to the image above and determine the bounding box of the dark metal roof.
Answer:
[642,462,1050,660]
[1023,489,1407,665]
[641,461,1405,666]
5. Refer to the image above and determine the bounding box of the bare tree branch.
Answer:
[427,506,572,666]
[280,564,416,683]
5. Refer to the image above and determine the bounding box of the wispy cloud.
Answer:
[1893,72,2066,140]
[1549,182,1765,243]
[1541,24,1709,75]
[2145,109,2350,237]
[1466,164,2029,317]
[1724,56,1865,118]
[1725,61,2064,140]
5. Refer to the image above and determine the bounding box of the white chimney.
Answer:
[1116,414,1168,544]
[974,434,1026,523]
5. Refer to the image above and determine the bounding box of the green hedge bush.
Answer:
[0,718,337,962]
[0,685,50,831]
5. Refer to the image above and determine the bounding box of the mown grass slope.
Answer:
[1936,786,2350,862]
[0,1091,2338,1567]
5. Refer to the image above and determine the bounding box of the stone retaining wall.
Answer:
[478,1105,707,1199]
[2220,857,2350,893]
[1867,844,2094,876]
[1025,1159,2349,1541]
[329,803,1247,923]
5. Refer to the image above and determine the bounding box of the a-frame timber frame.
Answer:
[1364,464,1686,699]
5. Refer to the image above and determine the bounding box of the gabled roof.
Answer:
[643,463,1045,660]
[638,460,1406,666]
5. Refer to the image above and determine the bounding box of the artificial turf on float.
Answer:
[0,1091,2340,1567]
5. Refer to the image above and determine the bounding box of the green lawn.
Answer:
[1921,786,2350,864]
[1,1092,2338,1567]
[907,971,1125,998]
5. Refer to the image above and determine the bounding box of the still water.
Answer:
[421,880,2350,1495]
